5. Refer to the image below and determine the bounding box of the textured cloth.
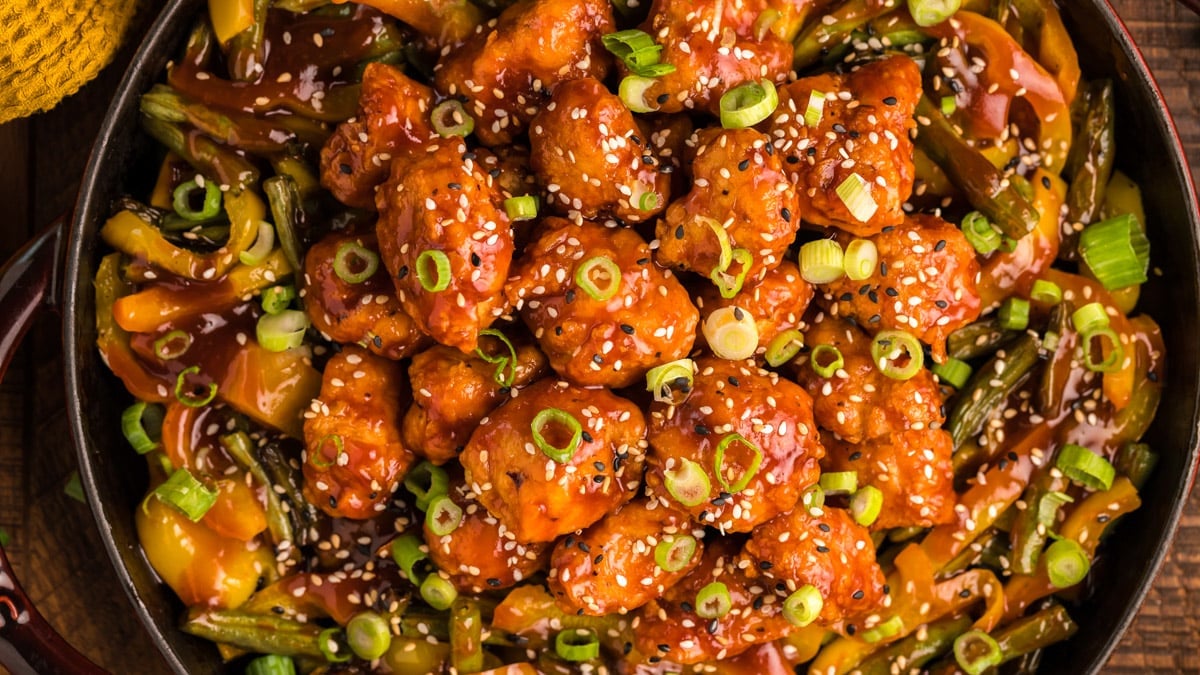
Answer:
[0,0,140,123]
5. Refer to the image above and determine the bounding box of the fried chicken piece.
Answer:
[694,260,814,354]
[460,379,646,543]
[376,141,512,353]
[529,78,671,223]
[354,0,484,47]
[433,0,615,147]
[768,55,921,236]
[303,346,415,519]
[506,218,698,388]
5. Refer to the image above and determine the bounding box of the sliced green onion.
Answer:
[256,309,309,352]
[703,306,759,361]
[713,433,763,494]
[801,483,825,515]
[1056,444,1116,491]
[835,173,878,224]
[1078,213,1150,290]
[931,357,972,389]
[346,611,392,661]
[531,408,583,463]
[804,90,826,128]
[719,79,779,129]
[998,297,1030,331]
[861,615,903,644]
[334,241,380,284]
[476,328,519,388]
[1030,279,1063,305]
[238,221,275,265]
[425,495,464,536]
[843,239,878,282]
[663,458,711,507]
[765,329,805,367]
[64,471,84,503]
[694,582,732,619]
[819,471,857,496]
[1082,327,1124,373]
[940,95,957,117]
[154,468,218,522]
[799,239,845,284]
[404,461,450,511]
[420,574,459,610]
[574,256,622,301]
[504,195,539,221]
[655,535,698,573]
[602,30,670,74]
[953,630,1002,675]
[698,216,733,274]
[646,358,694,405]
[309,434,344,470]
[870,330,925,380]
[261,284,296,315]
[122,402,164,455]
[637,188,662,212]
[1035,490,1074,532]
[1071,302,1111,333]
[431,100,474,138]
[962,211,1002,255]
[908,0,963,27]
[810,344,844,378]
[850,485,883,527]
[318,627,351,663]
[174,366,217,408]
[172,178,222,222]
[245,654,296,675]
[555,628,601,662]
[153,330,192,361]
[619,75,660,113]
[709,247,752,299]
[1043,330,1061,352]
[1045,538,1090,588]
[783,585,823,627]
[391,533,431,583]
[415,249,451,292]
[753,8,781,40]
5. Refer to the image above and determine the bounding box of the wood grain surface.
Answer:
[0,2,1194,674]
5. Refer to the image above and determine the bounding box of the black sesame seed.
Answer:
[397,265,409,279]
[592,354,603,364]
[880,262,889,276]
[1148,371,1159,382]
[852,590,865,600]
[448,182,462,190]
[781,207,792,222]
[868,314,881,324]
[959,589,971,598]
[706,618,719,634]
[695,425,710,436]
[578,542,591,553]
[555,326,563,336]
[681,602,694,613]
[565,289,576,304]
[816,545,830,553]
[593,461,606,471]
[934,239,947,252]
[886,287,899,297]
[675,225,685,239]
[338,163,352,175]
[840,292,854,302]
[272,605,285,614]
[470,253,482,266]
[833,123,848,134]
[487,578,502,587]
[868,290,879,304]
[752,596,765,610]
[881,226,895,233]
[623,642,634,655]
[581,431,594,443]
[847,624,857,636]
[621,323,636,335]
[593,475,605,483]
[733,307,745,321]
[883,96,898,105]
[329,495,338,508]
[849,451,862,461]
[462,152,477,161]
[935,300,949,309]
[858,284,871,295]
[489,168,501,178]
[883,584,890,594]
[806,147,817,157]
[787,155,801,164]
[728,376,740,387]
[758,560,773,570]
[818,522,831,532]
[1042,176,1052,190]
[658,644,671,653]
[636,257,650,265]
[738,159,750,171]
[660,164,675,174]
[657,93,670,104]
[631,135,643,146]
[594,554,604,565]
[372,335,383,348]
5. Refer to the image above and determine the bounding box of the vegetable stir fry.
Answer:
[96,0,1162,672]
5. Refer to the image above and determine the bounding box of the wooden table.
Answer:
[0,2,1195,673]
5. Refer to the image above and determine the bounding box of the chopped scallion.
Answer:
[346,611,392,661]
[531,408,583,463]
[172,178,222,222]
[870,330,924,380]
[799,239,845,284]
[645,358,694,405]
[575,256,622,301]
[810,344,844,378]
[154,468,218,522]
[713,433,763,494]
[654,535,698,573]
[719,79,779,129]
[931,357,972,389]
[425,495,464,536]
[420,573,459,610]
[238,221,275,266]
[953,630,1002,675]
[783,585,823,627]
[415,249,452,292]
[962,211,1002,255]
[835,173,878,224]
[1030,279,1063,305]
[174,366,217,408]
[1045,538,1090,588]
[850,485,883,527]
[908,0,963,27]
[1056,444,1116,491]
[619,75,660,113]
[476,328,519,388]
[261,284,296,315]
[1078,213,1150,290]
[153,330,192,361]
[709,247,752,299]
[333,241,380,284]
[431,100,474,138]
[256,310,309,352]
[663,457,711,507]
[843,239,878,281]
[764,329,805,367]
[998,297,1030,331]
[694,582,732,619]
[1071,302,1111,333]
[504,195,539,221]
[555,628,600,662]
[404,461,450,512]
[819,471,857,496]
[122,401,164,455]
[804,90,826,128]
[703,306,759,361]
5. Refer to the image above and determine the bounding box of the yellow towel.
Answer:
[0,0,140,124]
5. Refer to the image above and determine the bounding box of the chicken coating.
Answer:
[819,214,983,362]
[320,63,437,210]
[792,315,944,444]
[303,230,430,360]
[424,478,551,593]
[303,346,416,519]
[402,333,549,464]
[506,218,698,388]
[634,538,792,664]
[529,78,671,224]
[656,128,800,285]
[768,55,921,236]
[695,260,814,354]
[376,141,512,353]
[460,378,646,543]
[645,357,823,532]
[743,505,886,626]
[632,0,794,114]
[548,498,703,616]
[822,429,957,531]
[433,0,615,147]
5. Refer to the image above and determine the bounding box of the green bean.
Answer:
[274,0,331,11]
[227,0,270,82]
[1036,303,1072,416]
[141,85,330,154]
[450,598,484,674]
[856,615,972,675]
[793,0,894,69]
[220,432,295,551]
[141,116,259,192]
[1061,80,1116,260]
[1115,442,1157,490]
[994,604,1079,661]
[948,333,1044,449]
[914,97,1041,240]
[264,175,307,275]
[940,529,1006,576]
[181,609,324,658]
[948,318,1019,361]
[258,440,321,538]
[1009,469,1070,575]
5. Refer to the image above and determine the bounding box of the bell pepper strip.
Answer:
[1060,80,1117,260]
[101,189,266,281]
[95,253,173,403]
[947,333,1044,450]
[150,152,184,209]
[492,584,625,653]
[779,624,829,666]
[140,116,261,193]
[202,477,270,542]
[977,168,1066,309]
[1001,0,1081,104]
[218,338,321,439]
[208,0,256,45]
[913,96,1041,240]
[1002,477,1140,620]
[180,607,325,658]
[854,615,972,675]
[792,0,894,70]
[238,573,395,626]
[113,248,291,333]
[220,431,295,550]
[352,0,484,47]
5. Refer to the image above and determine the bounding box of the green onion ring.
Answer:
[870,330,925,380]
[713,433,763,494]
[174,366,217,408]
[531,408,583,463]
[654,534,698,573]
[431,100,475,138]
[153,329,192,361]
[334,241,380,284]
[415,249,452,293]
[172,177,222,222]
[574,256,622,301]
[719,79,779,129]
[663,457,711,508]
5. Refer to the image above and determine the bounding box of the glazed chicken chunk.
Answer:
[695,260,814,354]
[819,213,983,361]
[459,378,646,543]
[507,218,698,388]
[768,55,921,236]
[303,346,416,519]
[402,333,548,465]
[433,0,615,147]
[376,141,513,353]
[792,315,944,444]
[657,128,800,285]
[529,77,671,223]
[303,230,430,360]
[646,357,823,532]
[548,498,703,616]
[320,63,437,210]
